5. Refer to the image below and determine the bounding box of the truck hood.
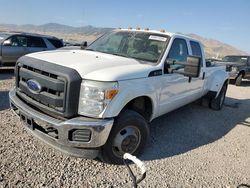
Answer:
[26,50,157,81]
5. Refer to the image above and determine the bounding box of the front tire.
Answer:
[235,73,243,86]
[101,110,149,164]
[210,83,228,110]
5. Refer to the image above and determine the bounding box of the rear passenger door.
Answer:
[27,36,47,53]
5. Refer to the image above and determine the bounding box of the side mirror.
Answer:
[206,61,211,67]
[80,41,87,50]
[183,56,201,78]
[3,39,11,46]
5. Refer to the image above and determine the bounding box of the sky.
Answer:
[0,0,249,54]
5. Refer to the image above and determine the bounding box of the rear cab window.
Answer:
[190,41,202,57]
[190,41,203,67]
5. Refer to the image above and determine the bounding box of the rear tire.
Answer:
[101,109,149,164]
[235,74,243,86]
[210,83,228,110]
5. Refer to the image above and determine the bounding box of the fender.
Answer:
[102,77,159,120]
[207,69,229,98]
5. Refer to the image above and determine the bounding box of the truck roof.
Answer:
[118,28,198,42]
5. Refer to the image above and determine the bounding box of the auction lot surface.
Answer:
[1,69,250,188]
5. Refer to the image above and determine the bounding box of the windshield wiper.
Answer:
[110,52,128,58]
[84,48,95,52]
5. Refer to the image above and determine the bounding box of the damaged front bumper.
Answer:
[9,88,114,159]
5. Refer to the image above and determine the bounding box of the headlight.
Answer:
[78,80,118,117]
[231,67,238,72]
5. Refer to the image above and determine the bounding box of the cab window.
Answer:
[167,38,188,62]
[47,38,63,48]
[190,41,202,57]
[27,36,47,48]
[7,35,27,47]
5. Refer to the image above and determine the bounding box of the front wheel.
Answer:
[101,110,149,164]
[210,83,228,110]
[235,74,243,86]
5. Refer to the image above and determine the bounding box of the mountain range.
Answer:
[0,23,247,58]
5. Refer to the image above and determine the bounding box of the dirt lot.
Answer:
[0,69,250,187]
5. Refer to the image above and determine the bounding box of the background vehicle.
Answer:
[0,32,63,67]
[220,55,250,86]
[9,29,229,164]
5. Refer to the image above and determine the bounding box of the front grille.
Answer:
[15,56,82,118]
[17,64,66,112]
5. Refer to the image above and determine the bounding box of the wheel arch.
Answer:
[207,70,229,98]
[122,96,154,122]
[104,94,155,122]
[239,70,245,78]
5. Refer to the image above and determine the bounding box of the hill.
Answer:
[0,23,247,58]
[186,34,247,58]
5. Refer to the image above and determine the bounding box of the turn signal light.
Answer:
[105,89,118,100]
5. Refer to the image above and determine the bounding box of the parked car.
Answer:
[9,28,229,164]
[0,32,63,67]
[221,55,250,86]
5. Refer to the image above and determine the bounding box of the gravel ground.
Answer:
[1,69,250,187]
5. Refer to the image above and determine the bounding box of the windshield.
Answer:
[222,56,248,64]
[0,33,11,42]
[86,31,169,63]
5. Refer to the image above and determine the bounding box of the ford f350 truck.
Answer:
[9,29,229,164]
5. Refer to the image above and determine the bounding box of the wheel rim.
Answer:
[112,126,141,157]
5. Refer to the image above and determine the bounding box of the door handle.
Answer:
[202,72,205,80]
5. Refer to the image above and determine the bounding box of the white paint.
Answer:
[25,30,229,120]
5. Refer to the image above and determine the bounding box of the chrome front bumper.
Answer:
[228,71,238,79]
[9,88,114,159]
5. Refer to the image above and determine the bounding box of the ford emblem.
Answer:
[27,79,42,94]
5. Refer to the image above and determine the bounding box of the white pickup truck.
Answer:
[9,29,229,164]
